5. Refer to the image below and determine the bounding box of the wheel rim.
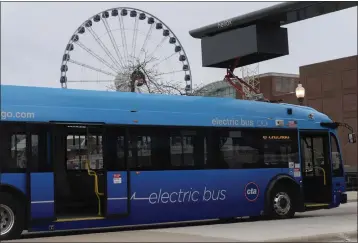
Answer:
[0,204,15,236]
[273,192,291,216]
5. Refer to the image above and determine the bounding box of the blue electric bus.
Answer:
[0,84,356,240]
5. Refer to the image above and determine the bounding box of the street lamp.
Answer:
[295,82,305,105]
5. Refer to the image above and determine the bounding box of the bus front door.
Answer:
[300,131,333,207]
[329,132,346,206]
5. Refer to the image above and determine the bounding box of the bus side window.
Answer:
[29,129,51,172]
[115,135,126,170]
[261,130,298,168]
[330,133,344,177]
[209,129,261,169]
[11,134,27,170]
[0,124,27,172]
[169,129,206,169]
[0,123,49,172]
[127,128,171,170]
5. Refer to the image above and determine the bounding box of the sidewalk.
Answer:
[347,191,357,202]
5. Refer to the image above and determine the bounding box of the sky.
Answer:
[1,1,357,91]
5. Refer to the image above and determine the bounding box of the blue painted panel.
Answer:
[332,177,345,207]
[30,169,282,232]
[31,202,55,219]
[1,84,332,130]
[126,169,279,222]
[0,173,26,194]
[107,171,128,215]
[30,172,54,219]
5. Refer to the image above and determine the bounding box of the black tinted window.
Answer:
[127,128,170,170]
[0,123,48,172]
[170,130,206,168]
[330,133,344,177]
[262,132,298,168]
[209,129,298,169]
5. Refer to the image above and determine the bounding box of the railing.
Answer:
[346,172,358,191]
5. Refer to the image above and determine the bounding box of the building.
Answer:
[194,80,238,98]
[195,72,300,100]
[196,55,357,173]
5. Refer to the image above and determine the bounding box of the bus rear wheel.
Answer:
[0,192,25,241]
[268,185,295,219]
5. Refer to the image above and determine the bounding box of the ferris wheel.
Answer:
[60,7,192,95]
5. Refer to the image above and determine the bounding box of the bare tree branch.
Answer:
[106,49,201,96]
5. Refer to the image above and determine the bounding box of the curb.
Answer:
[266,231,357,242]
[346,191,357,202]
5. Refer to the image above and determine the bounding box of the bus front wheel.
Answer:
[268,185,295,219]
[0,192,25,241]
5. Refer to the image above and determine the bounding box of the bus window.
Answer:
[301,136,326,177]
[29,130,50,172]
[0,123,48,172]
[136,135,152,168]
[210,129,260,169]
[169,129,206,168]
[66,134,103,170]
[11,134,27,169]
[330,133,344,177]
[127,128,171,170]
[0,123,27,172]
[115,135,126,169]
[261,131,298,168]
[104,127,126,171]
[209,129,298,169]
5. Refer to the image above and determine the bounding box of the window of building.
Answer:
[274,77,298,93]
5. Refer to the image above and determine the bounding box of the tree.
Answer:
[106,50,208,96]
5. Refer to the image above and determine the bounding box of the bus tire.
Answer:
[267,185,295,219]
[0,192,25,241]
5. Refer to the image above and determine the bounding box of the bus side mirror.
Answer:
[348,133,356,144]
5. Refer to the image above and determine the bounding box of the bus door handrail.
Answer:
[312,166,326,186]
[84,160,104,216]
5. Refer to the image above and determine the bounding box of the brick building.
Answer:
[259,55,357,172]
[197,55,357,172]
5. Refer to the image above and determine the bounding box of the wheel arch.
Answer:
[0,183,28,228]
[264,174,304,213]
[0,184,27,203]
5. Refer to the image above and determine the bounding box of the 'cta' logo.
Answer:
[244,182,260,202]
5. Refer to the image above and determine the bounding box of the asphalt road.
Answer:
[9,202,358,242]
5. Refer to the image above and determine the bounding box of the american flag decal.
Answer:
[288,120,297,127]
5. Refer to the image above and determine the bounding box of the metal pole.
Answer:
[298,97,304,106]
[130,80,135,92]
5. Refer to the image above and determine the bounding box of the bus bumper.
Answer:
[341,192,347,204]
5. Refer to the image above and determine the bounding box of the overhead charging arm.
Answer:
[223,57,269,102]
